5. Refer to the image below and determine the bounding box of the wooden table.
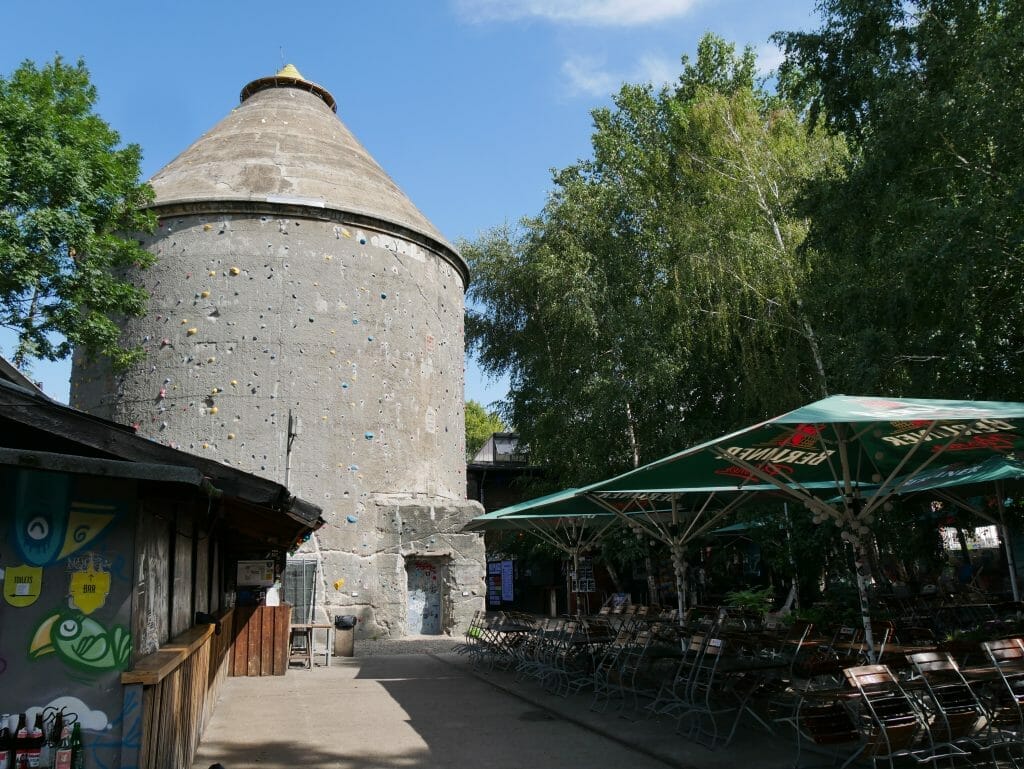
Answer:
[289,623,333,668]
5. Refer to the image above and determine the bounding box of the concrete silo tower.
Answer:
[71,66,485,637]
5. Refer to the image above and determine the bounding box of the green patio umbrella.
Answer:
[468,483,820,621]
[585,395,1024,659]
[465,488,631,616]
[877,456,1024,601]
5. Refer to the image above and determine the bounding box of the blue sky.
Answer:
[1,0,819,408]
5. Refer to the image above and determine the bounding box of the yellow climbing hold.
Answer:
[208,270,216,277]
[187,327,198,336]
[181,319,188,324]
[227,433,235,440]
[200,290,210,298]
[230,379,238,386]
[333,578,345,591]
[208,406,218,415]
[203,223,212,231]
[229,267,240,276]
[211,387,220,394]
[202,443,209,449]
[207,357,216,364]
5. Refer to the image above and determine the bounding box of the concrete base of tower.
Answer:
[310,497,485,639]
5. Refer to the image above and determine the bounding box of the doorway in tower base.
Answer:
[406,556,446,634]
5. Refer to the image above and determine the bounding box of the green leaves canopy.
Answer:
[464,35,845,486]
[0,57,155,370]
[775,0,1024,398]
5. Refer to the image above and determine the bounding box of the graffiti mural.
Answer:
[30,610,132,673]
[12,472,120,567]
[67,553,112,614]
[1,467,137,769]
[3,563,43,607]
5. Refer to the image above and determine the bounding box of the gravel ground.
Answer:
[352,635,464,657]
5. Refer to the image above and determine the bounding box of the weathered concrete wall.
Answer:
[316,497,485,637]
[72,212,485,636]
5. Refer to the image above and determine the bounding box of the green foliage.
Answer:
[775,0,1024,398]
[723,585,775,613]
[464,33,846,486]
[0,57,155,370]
[465,399,509,459]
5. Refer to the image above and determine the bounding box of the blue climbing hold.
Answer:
[364,431,375,440]
[346,515,358,524]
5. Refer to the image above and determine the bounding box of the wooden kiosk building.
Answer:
[0,359,323,769]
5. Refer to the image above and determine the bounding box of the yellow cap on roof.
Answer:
[276,63,304,80]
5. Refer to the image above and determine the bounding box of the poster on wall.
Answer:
[500,560,514,602]
[236,560,275,587]
[487,561,502,607]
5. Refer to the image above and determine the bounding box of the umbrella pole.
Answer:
[854,544,876,663]
[836,425,876,663]
[673,546,687,622]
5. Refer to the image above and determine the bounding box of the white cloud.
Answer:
[756,43,786,76]
[635,53,679,89]
[563,55,620,97]
[456,0,700,26]
[27,696,112,731]
[562,52,678,97]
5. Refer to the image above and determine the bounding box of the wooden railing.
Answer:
[121,609,235,769]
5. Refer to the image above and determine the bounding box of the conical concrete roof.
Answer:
[149,66,462,272]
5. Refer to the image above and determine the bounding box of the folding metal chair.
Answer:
[906,651,985,764]
[842,664,927,768]
[981,637,1024,767]
[591,627,636,712]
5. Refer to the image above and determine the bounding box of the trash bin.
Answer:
[334,614,358,658]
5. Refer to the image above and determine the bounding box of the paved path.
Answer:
[192,644,796,769]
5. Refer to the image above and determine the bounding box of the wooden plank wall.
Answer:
[137,609,235,769]
[229,605,291,676]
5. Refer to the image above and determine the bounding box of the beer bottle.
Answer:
[25,715,43,769]
[12,715,27,767]
[67,726,82,769]
[52,724,71,769]
[0,716,11,769]
[42,713,62,769]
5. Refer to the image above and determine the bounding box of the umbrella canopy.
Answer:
[467,482,825,618]
[592,395,1024,496]
[877,456,1024,601]
[879,455,1024,497]
[586,395,1024,658]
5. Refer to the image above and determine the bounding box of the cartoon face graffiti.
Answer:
[30,611,132,673]
[12,472,120,567]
